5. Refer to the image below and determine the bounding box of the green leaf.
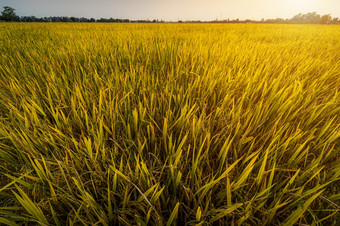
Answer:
[166,202,180,226]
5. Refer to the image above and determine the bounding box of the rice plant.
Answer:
[0,23,339,225]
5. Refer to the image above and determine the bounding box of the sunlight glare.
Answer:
[289,0,318,12]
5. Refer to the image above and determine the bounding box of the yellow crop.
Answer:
[0,23,339,225]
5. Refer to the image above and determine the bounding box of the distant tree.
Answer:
[21,16,38,22]
[320,14,332,24]
[1,7,338,24]
[290,12,321,24]
[331,17,339,24]
[1,6,19,21]
[305,12,321,24]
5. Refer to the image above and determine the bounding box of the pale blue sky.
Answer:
[1,0,339,21]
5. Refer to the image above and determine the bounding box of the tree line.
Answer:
[1,6,339,24]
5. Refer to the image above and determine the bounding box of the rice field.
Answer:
[0,23,339,225]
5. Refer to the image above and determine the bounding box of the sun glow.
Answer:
[289,0,318,12]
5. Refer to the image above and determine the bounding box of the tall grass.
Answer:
[0,23,339,225]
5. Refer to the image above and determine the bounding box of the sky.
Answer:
[1,0,339,21]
